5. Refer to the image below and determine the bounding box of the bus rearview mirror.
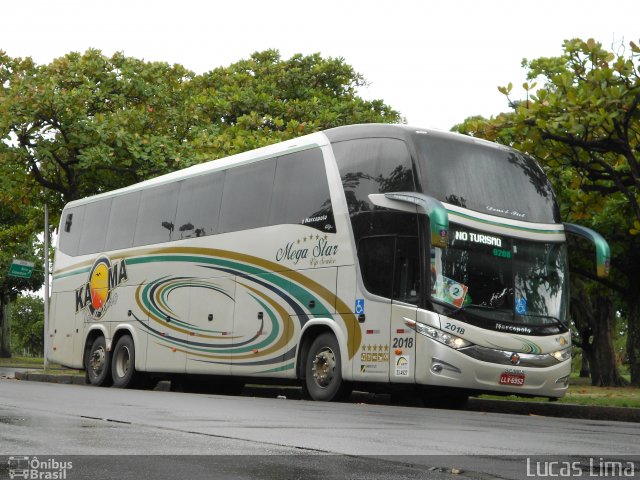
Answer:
[380,192,449,249]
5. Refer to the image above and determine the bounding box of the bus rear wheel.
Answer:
[111,335,139,389]
[86,336,112,387]
[304,333,351,401]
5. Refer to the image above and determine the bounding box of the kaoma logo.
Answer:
[75,256,128,319]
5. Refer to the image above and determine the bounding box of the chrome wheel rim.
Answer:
[312,347,336,388]
[89,346,106,377]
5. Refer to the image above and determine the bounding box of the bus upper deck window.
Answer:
[64,213,73,232]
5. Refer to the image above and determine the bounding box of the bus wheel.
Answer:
[86,336,112,387]
[111,335,139,388]
[304,333,351,401]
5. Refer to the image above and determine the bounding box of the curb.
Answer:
[11,370,640,423]
[14,371,87,386]
[466,398,640,423]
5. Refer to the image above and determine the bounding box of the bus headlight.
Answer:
[551,347,572,362]
[407,320,472,350]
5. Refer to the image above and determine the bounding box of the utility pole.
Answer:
[44,202,50,370]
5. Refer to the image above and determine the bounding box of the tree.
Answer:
[453,38,640,385]
[0,162,44,357]
[189,50,401,158]
[10,294,44,357]
[0,49,201,219]
[0,49,402,228]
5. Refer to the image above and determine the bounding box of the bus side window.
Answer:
[358,235,420,305]
[134,184,180,246]
[393,236,420,304]
[357,236,395,299]
[105,192,141,251]
[269,148,335,232]
[219,159,276,233]
[172,172,225,240]
[77,199,112,255]
[58,206,86,256]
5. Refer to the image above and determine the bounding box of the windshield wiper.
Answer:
[518,312,570,332]
[449,303,498,316]
[430,297,498,315]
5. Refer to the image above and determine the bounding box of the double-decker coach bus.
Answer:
[48,124,610,404]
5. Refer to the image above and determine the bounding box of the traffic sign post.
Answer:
[8,259,35,279]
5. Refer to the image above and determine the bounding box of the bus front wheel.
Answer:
[304,333,351,401]
[86,336,112,387]
[111,335,139,388]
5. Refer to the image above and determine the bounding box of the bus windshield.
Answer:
[430,225,569,333]
[413,133,560,224]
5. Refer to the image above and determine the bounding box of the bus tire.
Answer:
[304,332,351,401]
[111,335,139,389]
[86,336,112,387]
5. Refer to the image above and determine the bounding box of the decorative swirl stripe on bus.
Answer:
[55,247,362,371]
[488,335,542,354]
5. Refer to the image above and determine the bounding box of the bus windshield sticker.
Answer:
[515,297,527,315]
[432,275,468,308]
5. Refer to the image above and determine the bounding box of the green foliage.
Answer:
[0,48,401,227]
[0,49,200,217]
[10,294,44,357]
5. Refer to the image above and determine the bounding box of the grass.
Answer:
[2,357,639,408]
[0,355,81,374]
[476,376,640,408]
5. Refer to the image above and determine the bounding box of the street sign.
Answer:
[8,259,35,279]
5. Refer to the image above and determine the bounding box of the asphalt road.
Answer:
[1,379,638,479]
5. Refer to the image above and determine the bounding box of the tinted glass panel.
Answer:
[269,148,335,232]
[393,236,420,304]
[357,235,420,303]
[105,192,141,251]
[219,160,276,233]
[334,138,415,216]
[77,199,112,255]
[414,135,560,223]
[134,184,180,246]
[357,236,395,298]
[173,172,225,240]
[58,205,85,256]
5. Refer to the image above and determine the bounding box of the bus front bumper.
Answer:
[416,338,571,398]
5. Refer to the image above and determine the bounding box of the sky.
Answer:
[2,0,639,131]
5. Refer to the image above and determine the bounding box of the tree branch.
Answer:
[570,266,628,296]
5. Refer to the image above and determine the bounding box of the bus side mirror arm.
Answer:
[383,192,449,248]
[563,223,611,278]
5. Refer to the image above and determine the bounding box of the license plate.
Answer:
[499,372,525,386]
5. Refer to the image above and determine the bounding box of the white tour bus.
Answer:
[48,124,610,404]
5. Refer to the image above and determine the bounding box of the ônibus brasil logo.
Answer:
[75,256,128,319]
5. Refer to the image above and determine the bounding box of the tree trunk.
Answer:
[587,296,626,386]
[579,351,590,378]
[0,297,11,358]
[571,287,626,387]
[627,297,640,387]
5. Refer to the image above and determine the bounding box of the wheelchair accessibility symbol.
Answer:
[355,299,365,315]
